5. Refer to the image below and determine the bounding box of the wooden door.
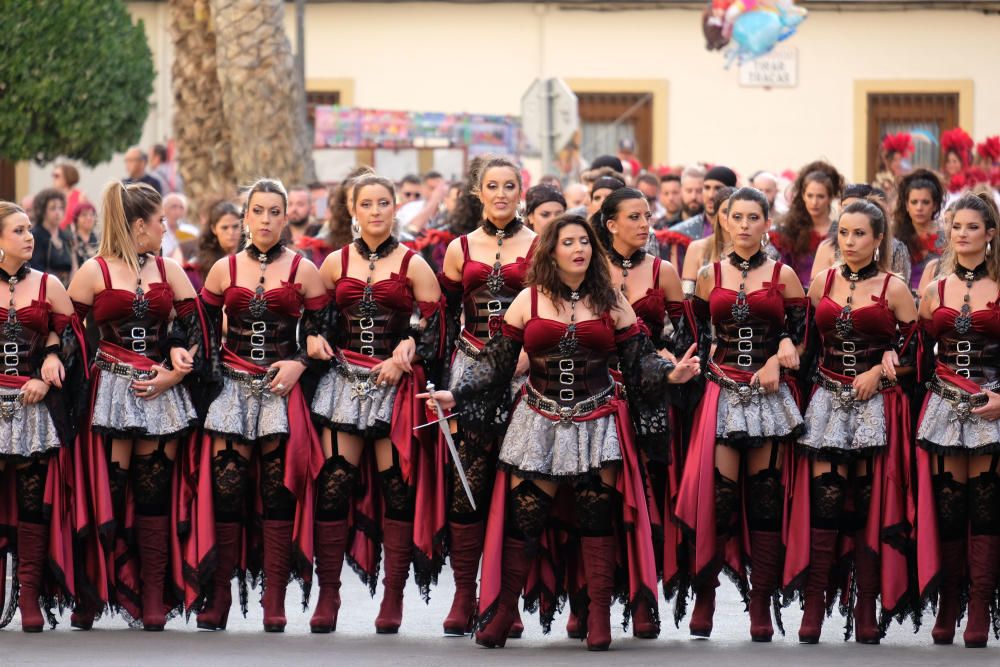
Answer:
[576,92,653,170]
[867,92,959,181]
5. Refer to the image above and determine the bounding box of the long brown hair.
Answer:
[839,198,893,273]
[778,160,843,255]
[938,192,1000,282]
[198,197,241,278]
[711,185,736,262]
[98,180,161,276]
[893,168,944,258]
[324,165,374,250]
[526,213,620,316]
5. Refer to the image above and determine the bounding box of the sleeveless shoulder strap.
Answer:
[459,235,471,260]
[38,272,48,303]
[288,253,303,283]
[95,256,112,289]
[878,273,893,300]
[530,286,538,318]
[228,254,237,287]
[340,245,350,277]
[822,268,837,297]
[525,236,539,261]
[771,261,783,283]
[651,256,662,286]
[712,261,722,287]
[155,256,167,282]
[937,276,947,306]
[399,249,415,280]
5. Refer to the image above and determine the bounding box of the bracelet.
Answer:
[43,344,62,360]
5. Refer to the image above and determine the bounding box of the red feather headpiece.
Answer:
[976,136,1000,163]
[941,128,973,165]
[881,132,913,158]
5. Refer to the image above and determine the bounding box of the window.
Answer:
[576,92,653,169]
[306,90,342,128]
[866,92,959,181]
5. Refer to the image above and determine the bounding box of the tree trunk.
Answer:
[168,0,235,210]
[211,0,314,188]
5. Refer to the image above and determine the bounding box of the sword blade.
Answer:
[426,383,475,510]
[411,411,461,431]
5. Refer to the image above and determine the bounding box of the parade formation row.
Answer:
[1,159,998,653]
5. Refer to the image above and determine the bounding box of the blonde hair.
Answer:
[939,192,1000,282]
[98,181,161,276]
[0,201,27,233]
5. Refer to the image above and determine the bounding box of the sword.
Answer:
[411,410,463,431]
[424,381,475,510]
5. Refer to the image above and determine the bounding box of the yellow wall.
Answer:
[24,3,1000,197]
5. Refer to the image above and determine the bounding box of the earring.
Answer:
[874,247,880,262]
[0,247,5,263]
[351,217,360,237]
[760,236,767,249]
[989,241,993,253]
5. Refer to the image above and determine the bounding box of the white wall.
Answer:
[25,2,1000,200]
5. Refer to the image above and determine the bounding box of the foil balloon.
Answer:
[720,0,808,68]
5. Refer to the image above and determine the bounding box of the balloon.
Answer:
[726,10,782,67]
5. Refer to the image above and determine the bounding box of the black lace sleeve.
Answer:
[894,320,919,395]
[780,297,809,346]
[451,327,522,432]
[616,326,678,457]
[198,291,225,409]
[795,307,821,396]
[667,300,695,358]
[692,296,713,374]
[439,272,463,364]
[44,313,88,448]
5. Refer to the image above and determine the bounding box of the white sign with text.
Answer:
[739,47,798,88]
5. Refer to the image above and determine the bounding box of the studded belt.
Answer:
[0,393,23,422]
[456,334,484,360]
[523,382,615,424]
[222,364,277,398]
[705,365,765,406]
[813,372,896,412]
[95,350,156,380]
[927,375,997,423]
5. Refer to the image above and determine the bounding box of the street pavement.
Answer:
[3,564,997,666]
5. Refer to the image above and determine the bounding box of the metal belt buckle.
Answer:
[486,300,503,314]
[957,368,971,378]
[954,400,973,423]
[956,354,971,367]
[250,348,266,361]
[559,388,575,403]
[0,396,19,422]
[351,379,376,400]
[836,386,857,412]
[248,376,268,397]
[737,354,753,367]
[361,346,375,356]
[558,405,575,424]
[3,342,18,371]
[842,341,856,353]
[738,327,753,339]
[736,383,756,406]
[957,340,972,353]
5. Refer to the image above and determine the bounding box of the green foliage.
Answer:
[0,0,155,166]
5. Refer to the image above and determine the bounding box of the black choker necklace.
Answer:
[246,242,285,263]
[609,246,646,289]
[481,218,523,238]
[835,261,879,336]
[727,249,767,270]
[0,262,30,339]
[954,261,989,335]
[353,236,398,260]
[246,242,284,318]
[482,219,522,294]
[729,250,767,321]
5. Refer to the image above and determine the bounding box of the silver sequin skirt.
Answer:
[917,391,1000,454]
[311,361,398,439]
[0,387,60,458]
[91,368,197,440]
[715,382,803,447]
[798,385,886,457]
[204,372,288,444]
[498,400,622,481]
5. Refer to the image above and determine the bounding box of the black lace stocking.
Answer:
[968,471,1000,536]
[108,460,130,526]
[132,449,173,517]
[315,455,358,522]
[573,479,616,537]
[714,470,739,537]
[379,464,414,522]
[747,468,783,532]
[15,459,47,524]
[851,473,874,532]
[448,428,497,523]
[261,445,295,521]
[212,446,250,523]
[932,472,967,542]
[506,482,553,543]
[810,471,846,530]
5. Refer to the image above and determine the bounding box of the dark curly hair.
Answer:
[32,188,67,227]
[444,156,490,235]
[321,165,374,251]
[777,160,844,256]
[198,197,241,281]
[526,213,620,316]
[893,168,944,258]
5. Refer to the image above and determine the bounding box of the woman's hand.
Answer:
[515,349,530,378]
[972,391,1000,422]
[391,337,416,373]
[21,379,50,405]
[131,366,184,401]
[41,353,65,389]
[880,349,900,382]
[852,366,884,402]
[417,389,456,413]
[170,346,195,376]
[370,359,405,387]
[776,337,799,370]
[268,359,307,398]
[307,334,334,361]
[667,344,701,384]
[751,356,782,394]
[657,347,677,363]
